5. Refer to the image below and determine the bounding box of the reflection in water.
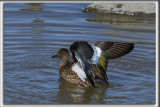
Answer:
[57,78,107,104]
[86,12,155,45]
[20,8,43,11]
[32,18,44,23]
[20,3,44,11]
[25,3,44,6]
[31,18,45,35]
[86,13,155,25]
[20,3,46,35]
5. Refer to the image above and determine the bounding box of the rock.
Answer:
[83,3,156,15]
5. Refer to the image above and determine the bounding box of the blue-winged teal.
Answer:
[52,41,134,87]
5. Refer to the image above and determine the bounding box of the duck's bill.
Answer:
[51,55,58,58]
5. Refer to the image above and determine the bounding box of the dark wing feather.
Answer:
[70,41,96,87]
[92,41,134,59]
[70,41,93,62]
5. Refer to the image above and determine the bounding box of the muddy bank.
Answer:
[83,3,156,16]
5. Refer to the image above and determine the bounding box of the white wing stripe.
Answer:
[91,46,102,64]
[71,63,87,82]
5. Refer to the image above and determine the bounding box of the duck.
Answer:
[51,41,134,87]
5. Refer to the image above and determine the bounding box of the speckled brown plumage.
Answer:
[59,65,91,87]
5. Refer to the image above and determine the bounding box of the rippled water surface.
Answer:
[4,3,156,104]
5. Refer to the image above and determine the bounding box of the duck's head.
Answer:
[51,48,70,61]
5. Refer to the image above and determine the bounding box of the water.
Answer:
[4,3,156,104]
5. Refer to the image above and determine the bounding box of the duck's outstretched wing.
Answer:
[91,41,134,85]
[92,41,134,59]
[70,41,96,87]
